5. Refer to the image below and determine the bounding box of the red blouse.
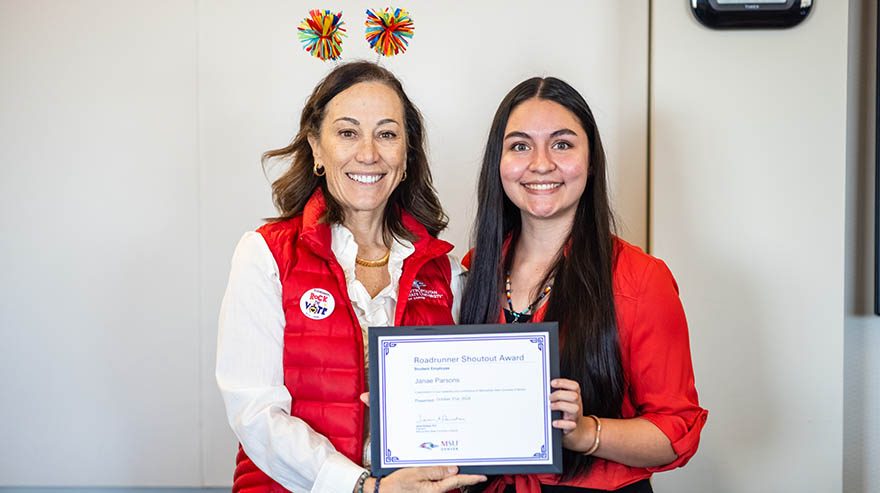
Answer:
[466,238,707,492]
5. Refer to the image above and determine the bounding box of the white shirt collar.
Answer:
[330,223,415,318]
[330,224,415,278]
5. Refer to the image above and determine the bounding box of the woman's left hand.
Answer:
[549,378,595,453]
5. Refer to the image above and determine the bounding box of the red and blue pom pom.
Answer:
[365,7,414,57]
[297,9,347,61]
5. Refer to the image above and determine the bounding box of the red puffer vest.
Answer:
[233,189,456,492]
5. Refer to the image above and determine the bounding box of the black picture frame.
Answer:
[368,322,562,477]
[691,0,813,29]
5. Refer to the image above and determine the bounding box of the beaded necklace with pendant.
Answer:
[505,271,552,323]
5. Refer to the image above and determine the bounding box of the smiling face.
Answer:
[308,81,407,218]
[500,98,590,224]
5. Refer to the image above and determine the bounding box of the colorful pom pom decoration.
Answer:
[297,9,347,61]
[364,7,414,57]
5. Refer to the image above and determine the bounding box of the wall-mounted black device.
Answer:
[691,0,813,29]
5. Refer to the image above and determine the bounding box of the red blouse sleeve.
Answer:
[626,258,708,472]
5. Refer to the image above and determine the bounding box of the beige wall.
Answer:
[650,1,849,491]
[0,0,202,485]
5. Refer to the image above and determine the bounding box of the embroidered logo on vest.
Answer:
[408,279,443,301]
[300,288,335,320]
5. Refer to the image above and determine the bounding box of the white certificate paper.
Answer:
[368,323,561,476]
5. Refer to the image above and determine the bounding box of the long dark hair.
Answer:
[460,77,625,480]
[262,61,447,240]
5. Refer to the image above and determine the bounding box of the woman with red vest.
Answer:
[459,78,707,492]
[216,62,486,493]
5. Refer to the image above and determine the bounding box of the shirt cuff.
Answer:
[310,452,366,493]
[641,408,709,472]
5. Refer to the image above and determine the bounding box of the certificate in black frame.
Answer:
[691,0,813,29]
[368,322,562,477]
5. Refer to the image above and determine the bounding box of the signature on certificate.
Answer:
[416,414,466,424]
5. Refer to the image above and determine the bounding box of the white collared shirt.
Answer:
[216,226,463,493]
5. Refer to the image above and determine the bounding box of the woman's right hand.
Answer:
[359,394,486,491]
[365,466,486,493]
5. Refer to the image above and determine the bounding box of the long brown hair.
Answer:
[460,77,624,480]
[262,61,447,241]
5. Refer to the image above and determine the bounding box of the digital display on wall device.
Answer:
[695,0,810,29]
[715,0,787,3]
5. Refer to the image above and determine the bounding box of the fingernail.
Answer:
[447,466,457,474]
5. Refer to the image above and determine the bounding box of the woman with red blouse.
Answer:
[460,77,707,492]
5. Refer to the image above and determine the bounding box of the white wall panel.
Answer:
[651,1,849,491]
[0,0,200,485]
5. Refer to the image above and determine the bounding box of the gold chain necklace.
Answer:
[355,250,391,268]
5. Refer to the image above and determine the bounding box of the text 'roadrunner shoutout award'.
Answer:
[368,323,562,476]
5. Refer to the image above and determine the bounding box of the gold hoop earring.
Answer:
[313,162,325,177]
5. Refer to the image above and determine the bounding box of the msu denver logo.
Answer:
[419,440,459,451]
[409,279,443,301]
